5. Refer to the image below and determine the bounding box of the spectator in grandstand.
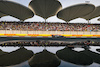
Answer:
[0,22,100,31]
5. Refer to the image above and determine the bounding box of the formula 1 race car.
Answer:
[52,35,65,38]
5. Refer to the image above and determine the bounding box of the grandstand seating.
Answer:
[0,22,99,32]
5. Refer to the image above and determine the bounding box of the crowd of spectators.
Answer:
[0,40,69,46]
[0,21,100,31]
[0,40,100,47]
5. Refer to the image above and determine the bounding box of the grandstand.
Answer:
[0,22,100,39]
[0,0,100,46]
[0,0,100,67]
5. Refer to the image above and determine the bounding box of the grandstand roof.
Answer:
[0,12,6,18]
[97,18,100,21]
[29,0,62,19]
[0,0,34,21]
[83,6,100,20]
[29,49,61,67]
[57,3,95,22]
[0,47,34,66]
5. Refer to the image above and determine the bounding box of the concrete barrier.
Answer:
[0,30,99,35]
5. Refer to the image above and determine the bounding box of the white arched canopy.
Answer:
[29,0,62,19]
[57,3,95,22]
[0,0,34,21]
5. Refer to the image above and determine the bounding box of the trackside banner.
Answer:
[0,34,100,38]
